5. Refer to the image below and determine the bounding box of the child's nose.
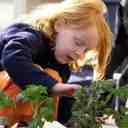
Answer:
[79,53,85,60]
[76,47,86,56]
[75,50,85,60]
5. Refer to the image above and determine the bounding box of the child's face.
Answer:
[54,24,99,64]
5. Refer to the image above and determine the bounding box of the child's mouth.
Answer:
[66,55,75,62]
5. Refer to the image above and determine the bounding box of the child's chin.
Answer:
[60,60,68,64]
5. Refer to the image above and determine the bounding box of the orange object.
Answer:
[44,68,62,120]
[0,68,62,126]
[0,71,33,126]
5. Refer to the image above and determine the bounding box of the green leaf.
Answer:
[118,115,128,128]
[16,84,54,127]
[68,80,128,128]
[16,85,48,103]
[40,107,54,121]
[113,87,128,97]
[0,91,15,108]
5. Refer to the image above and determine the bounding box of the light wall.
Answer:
[14,0,63,18]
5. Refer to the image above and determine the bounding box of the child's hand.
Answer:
[51,83,81,96]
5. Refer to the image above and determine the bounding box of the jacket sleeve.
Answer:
[1,28,58,89]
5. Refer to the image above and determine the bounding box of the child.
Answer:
[0,0,112,126]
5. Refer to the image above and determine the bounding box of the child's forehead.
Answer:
[72,25,99,38]
[57,23,99,45]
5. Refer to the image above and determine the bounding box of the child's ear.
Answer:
[54,19,66,32]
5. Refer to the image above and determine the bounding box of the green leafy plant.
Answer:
[1,81,128,128]
[68,80,128,128]
[0,91,16,125]
[0,85,54,128]
[16,85,54,128]
[0,91,15,109]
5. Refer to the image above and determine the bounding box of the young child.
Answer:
[0,0,112,126]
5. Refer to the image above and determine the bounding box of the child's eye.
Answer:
[84,48,88,52]
[75,41,81,46]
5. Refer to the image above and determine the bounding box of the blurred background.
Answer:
[0,0,63,29]
[0,0,13,29]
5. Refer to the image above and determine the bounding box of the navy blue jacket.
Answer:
[0,23,70,89]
